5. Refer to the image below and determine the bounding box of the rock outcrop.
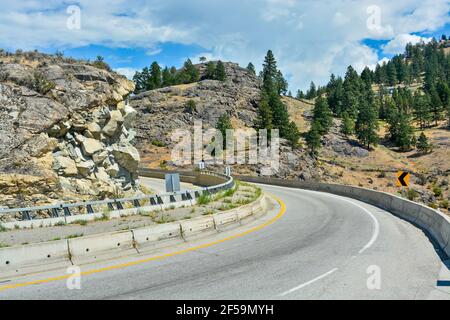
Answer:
[130,62,261,148]
[130,61,321,181]
[0,51,140,209]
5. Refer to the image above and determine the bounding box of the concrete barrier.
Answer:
[181,216,216,239]
[68,230,136,264]
[214,210,239,231]
[0,239,71,278]
[236,175,450,258]
[132,223,182,252]
[0,181,268,275]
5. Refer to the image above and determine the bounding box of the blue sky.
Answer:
[0,1,449,91]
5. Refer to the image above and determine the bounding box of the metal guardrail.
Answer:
[0,171,234,222]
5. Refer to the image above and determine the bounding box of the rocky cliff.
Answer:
[0,51,140,208]
[131,62,321,180]
[131,62,261,148]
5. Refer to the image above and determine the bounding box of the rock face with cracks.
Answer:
[0,51,140,211]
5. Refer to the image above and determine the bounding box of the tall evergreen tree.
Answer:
[246,62,256,75]
[149,61,162,89]
[215,113,233,147]
[276,70,288,95]
[413,91,433,129]
[355,99,379,149]
[206,61,216,79]
[306,121,322,157]
[341,112,355,137]
[215,61,227,81]
[429,86,443,126]
[312,96,333,135]
[305,81,317,99]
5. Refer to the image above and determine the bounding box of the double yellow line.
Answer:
[0,193,286,293]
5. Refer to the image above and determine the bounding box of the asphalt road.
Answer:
[1,184,450,299]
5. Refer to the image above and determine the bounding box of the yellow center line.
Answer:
[0,193,286,292]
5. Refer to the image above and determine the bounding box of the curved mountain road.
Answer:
[1,184,449,299]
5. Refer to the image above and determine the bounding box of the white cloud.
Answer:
[114,67,138,79]
[382,33,432,54]
[0,0,449,91]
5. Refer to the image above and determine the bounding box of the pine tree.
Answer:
[246,62,256,75]
[257,50,299,144]
[162,67,174,87]
[285,121,301,148]
[417,132,432,154]
[355,99,379,150]
[327,76,344,116]
[178,59,199,83]
[306,81,317,99]
[305,121,322,157]
[341,112,355,137]
[256,93,273,131]
[262,50,278,93]
[276,70,288,95]
[386,62,398,86]
[413,91,433,129]
[206,61,216,79]
[215,113,233,148]
[215,61,227,81]
[429,86,443,126]
[312,96,333,135]
[149,61,162,89]
[296,90,305,100]
[388,109,414,151]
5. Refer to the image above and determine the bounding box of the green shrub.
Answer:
[197,194,211,205]
[429,203,438,209]
[406,188,419,201]
[21,72,55,95]
[185,100,196,113]
[91,56,112,71]
[0,223,7,232]
[433,186,443,198]
[151,139,166,147]
[440,199,449,209]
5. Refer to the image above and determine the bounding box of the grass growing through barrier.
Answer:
[65,233,83,239]
[0,241,9,248]
[70,219,88,226]
[94,213,110,222]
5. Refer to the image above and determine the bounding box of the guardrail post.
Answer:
[21,210,32,220]
[63,207,71,217]
[86,204,94,214]
[115,201,124,210]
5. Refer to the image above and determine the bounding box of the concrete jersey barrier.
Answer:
[0,193,268,278]
[234,174,450,257]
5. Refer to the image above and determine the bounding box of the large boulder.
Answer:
[81,138,103,156]
[112,144,140,173]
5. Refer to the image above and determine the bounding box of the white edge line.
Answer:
[253,183,380,255]
[279,268,338,297]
